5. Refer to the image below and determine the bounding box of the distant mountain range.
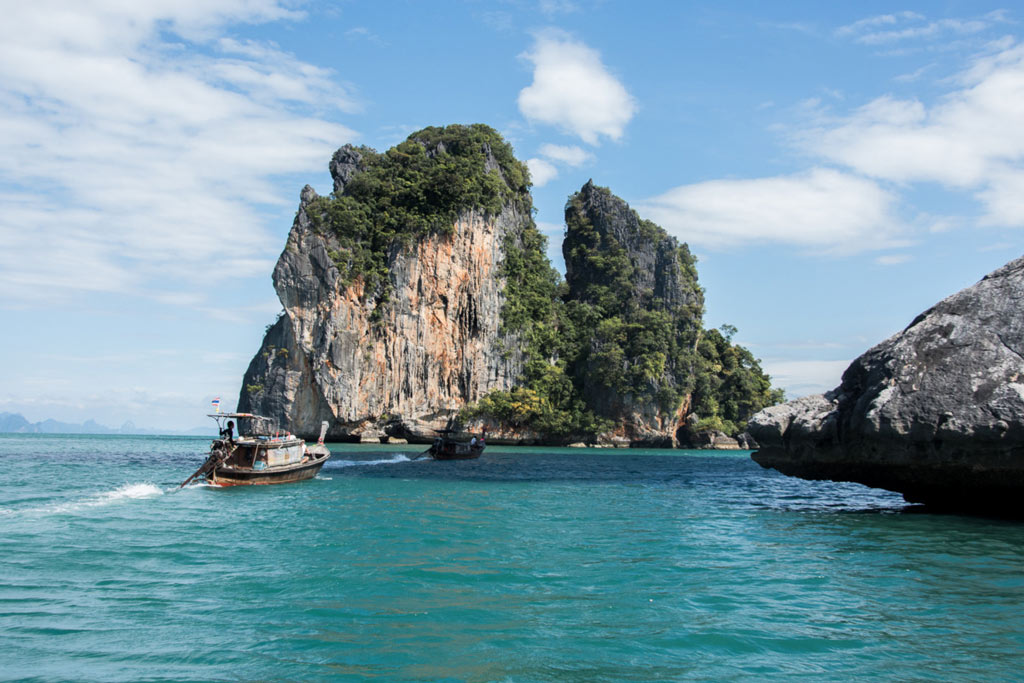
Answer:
[0,412,213,436]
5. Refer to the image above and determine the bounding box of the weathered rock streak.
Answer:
[239,175,525,441]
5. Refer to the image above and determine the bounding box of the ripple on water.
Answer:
[1,438,1022,681]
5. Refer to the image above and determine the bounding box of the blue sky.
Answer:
[3,1,1024,430]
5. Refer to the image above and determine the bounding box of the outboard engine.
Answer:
[307,421,331,458]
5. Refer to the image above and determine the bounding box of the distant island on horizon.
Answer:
[0,412,214,437]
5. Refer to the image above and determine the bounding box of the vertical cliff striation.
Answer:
[239,125,538,441]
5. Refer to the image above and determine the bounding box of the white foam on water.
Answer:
[97,482,165,502]
[333,454,413,468]
[6,482,165,518]
[54,482,165,513]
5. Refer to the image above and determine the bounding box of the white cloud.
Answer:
[527,158,559,187]
[539,0,579,16]
[875,254,912,266]
[539,143,593,167]
[893,64,934,83]
[799,42,1024,227]
[835,10,1005,45]
[835,11,924,38]
[344,26,385,46]
[0,1,354,307]
[761,359,850,398]
[518,30,636,145]
[978,168,1024,226]
[637,168,903,252]
[535,220,565,271]
[535,221,563,237]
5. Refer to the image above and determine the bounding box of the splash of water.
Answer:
[94,482,165,502]
[4,482,165,518]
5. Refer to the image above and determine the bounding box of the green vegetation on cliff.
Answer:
[300,125,781,443]
[305,124,531,294]
[466,181,782,443]
[561,185,703,417]
[463,224,613,438]
[691,326,785,436]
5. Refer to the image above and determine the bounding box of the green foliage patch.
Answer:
[467,182,782,441]
[298,126,781,442]
[689,327,786,436]
[466,217,612,439]
[305,124,531,301]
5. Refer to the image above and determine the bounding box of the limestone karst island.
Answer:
[235,122,1024,516]
[239,124,783,450]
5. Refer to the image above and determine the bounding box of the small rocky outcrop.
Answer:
[749,255,1024,513]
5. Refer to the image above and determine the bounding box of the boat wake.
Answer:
[330,454,414,468]
[1,483,165,518]
[93,482,165,502]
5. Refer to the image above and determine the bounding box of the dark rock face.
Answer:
[563,181,703,445]
[749,255,1024,513]
[565,181,697,313]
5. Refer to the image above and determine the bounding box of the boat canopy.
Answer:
[208,412,280,437]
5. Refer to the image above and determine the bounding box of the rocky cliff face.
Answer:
[749,255,1024,513]
[239,128,781,447]
[239,129,531,442]
[563,181,704,445]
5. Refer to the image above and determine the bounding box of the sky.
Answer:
[3,1,1024,430]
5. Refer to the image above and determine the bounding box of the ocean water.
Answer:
[1,434,1022,682]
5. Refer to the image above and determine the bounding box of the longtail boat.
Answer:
[426,429,485,460]
[181,414,330,487]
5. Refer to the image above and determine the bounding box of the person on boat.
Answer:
[470,435,478,447]
[220,420,235,444]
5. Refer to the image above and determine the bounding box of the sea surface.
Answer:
[1,434,1022,682]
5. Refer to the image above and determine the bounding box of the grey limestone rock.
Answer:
[239,144,528,443]
[329,145,366,195]
[749,255,1024,513]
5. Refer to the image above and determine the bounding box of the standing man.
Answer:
[220,420,235,444]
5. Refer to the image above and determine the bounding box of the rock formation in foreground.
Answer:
[749,255,1024,513]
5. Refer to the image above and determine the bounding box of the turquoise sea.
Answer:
[1,434,1022,681]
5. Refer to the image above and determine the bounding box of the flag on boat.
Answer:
[211,397,221,413]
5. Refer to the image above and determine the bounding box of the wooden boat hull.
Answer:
[208,452,330,486]
[430,444,484,460]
